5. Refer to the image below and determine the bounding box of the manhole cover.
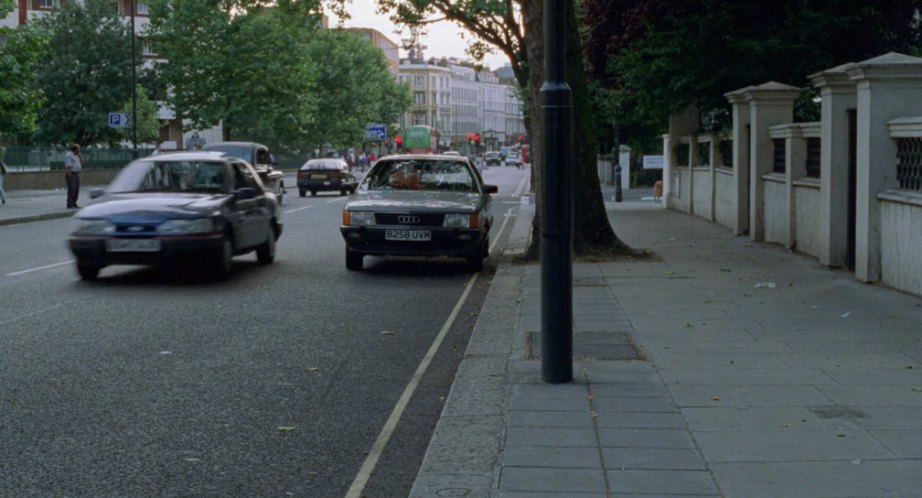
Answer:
[525,331,643,361]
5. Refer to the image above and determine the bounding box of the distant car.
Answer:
[340,154,498,271]
[203,141,286,205]
[297,158,358,196]
[68,152,282,281]
[505,153,522,167]
[484,151,502,166]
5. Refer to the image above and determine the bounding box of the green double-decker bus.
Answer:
[404,126,439,154]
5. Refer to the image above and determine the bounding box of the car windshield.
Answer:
[205,145,253,163]
[107,160,230,194]
[302,160,342,171]
[364,160,476,192]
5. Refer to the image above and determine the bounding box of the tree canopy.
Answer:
[31,0,137,146]
[0,19,47,141]
[583,0,922,144]
[146,0,410,156]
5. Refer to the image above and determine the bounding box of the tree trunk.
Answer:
[520,0,634,260]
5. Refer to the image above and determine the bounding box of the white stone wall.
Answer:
[692,168,711,217]
[880,196,922,296]
[675,169,692,213]
[794,182,823,259]
[715,169,736,228]
[763,176,788,245]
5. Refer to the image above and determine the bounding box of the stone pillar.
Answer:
[619,145,631,191]
[687,134,698,215]
[709,133,719,222]
[662,134,672,208]
[666,108,698,210]
[810,63,858,268]
[846,53,922,282]
[725,88,752,235]
[745,82,802,242]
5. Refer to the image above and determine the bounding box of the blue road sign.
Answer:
[108,112,131,128]
[365,124,386,141]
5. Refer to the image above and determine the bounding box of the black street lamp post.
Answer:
[540,0,573,383]
[130,0,138,158]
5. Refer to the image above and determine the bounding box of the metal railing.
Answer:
[2,145,155,171]
[805,137,821,178]
[772,139,786,174]
[896,137,922,191]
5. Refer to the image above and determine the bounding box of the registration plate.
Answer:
[106,239,161,252]
[385,229,431,241]
[312,174,327,180]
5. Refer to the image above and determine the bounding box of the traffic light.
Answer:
[474,134,480,146]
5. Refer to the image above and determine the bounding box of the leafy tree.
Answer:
[357,0,634,257]
[301,29,411,153]
[582,0,922,147]
[33,0,137,146]
[119,85,163,146]
[0,19,47,142]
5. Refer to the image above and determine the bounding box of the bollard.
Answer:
[614,164,623,202]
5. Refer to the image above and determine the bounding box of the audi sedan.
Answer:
[68,152,282,281]
[340,154,498,271]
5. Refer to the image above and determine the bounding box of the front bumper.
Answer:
[68,234,225,267]
[340,226,486,257]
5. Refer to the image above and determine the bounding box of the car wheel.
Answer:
[345,248,363,271]
[466,235,488,272]
[310,190,317,197]
[211,237,233,280]
[299,189,306,197]
[76,262,100,281]
[340,188,347,196]
[256,226,276,265]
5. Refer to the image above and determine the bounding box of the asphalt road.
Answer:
[0,165,532,498]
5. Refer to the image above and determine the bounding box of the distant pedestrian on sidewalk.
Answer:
[0,144,8,206]
[64,144,83,209]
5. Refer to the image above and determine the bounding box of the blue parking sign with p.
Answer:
[108,112,130,128]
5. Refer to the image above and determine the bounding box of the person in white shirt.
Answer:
[64,144,83,208]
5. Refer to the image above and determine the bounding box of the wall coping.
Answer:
[793,177,821,189]
[879,189,922,208]
[762,173,786,184]
[769,122,821,139]
[888,116,922,137]
[716,166,733,176]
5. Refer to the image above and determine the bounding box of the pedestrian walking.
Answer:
[64,144,83,209]
[0,144,8,206]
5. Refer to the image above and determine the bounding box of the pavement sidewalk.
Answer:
[0,187,79,226]
[411,190,922,497]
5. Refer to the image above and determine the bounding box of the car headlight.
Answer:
[71,219,115,235]
[158,218,215,234]
[443,213,478,228]
[344,211,375,226]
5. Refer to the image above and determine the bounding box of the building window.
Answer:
[896,137,922,191]
[414,75,423,88]
[137,1,149,15]
[414,92,426,105]
[773,139,786,174]
[413,112,426,125]
[37,0,62,9]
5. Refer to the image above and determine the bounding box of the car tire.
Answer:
[211,237,233,280]
[345,248,363,271]
[299,189,306,197]
[76,262,100,281]
[256,226,276,265]
[340,188,347,196]
[310,190,317,197]
[466,235,488,272]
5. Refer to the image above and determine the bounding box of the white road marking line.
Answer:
[283,205,315,214]
[0,303,70,326]
[344,273,478,498]
[6,260,74,277]
[491,205,520,254]
[512,172,530,198]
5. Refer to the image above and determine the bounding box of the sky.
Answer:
[330,1,511,70]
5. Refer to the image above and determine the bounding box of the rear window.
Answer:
[301,160,343,171]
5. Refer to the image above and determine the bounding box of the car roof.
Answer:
[203,141,267,149]
[143,151,232,163]
[377,154,471,162]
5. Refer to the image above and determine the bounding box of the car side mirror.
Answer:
[234,187,258,200]
[483,184,498,194]
[90,187,105,199]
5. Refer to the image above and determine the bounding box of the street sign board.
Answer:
[365,124,386,141]
[108,112,131,128]
[643,155,664,169]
